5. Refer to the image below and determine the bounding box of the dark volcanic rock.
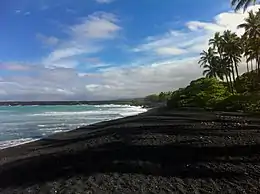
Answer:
[0,110,260,193]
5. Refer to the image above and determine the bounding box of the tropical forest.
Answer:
[142,4,260,113]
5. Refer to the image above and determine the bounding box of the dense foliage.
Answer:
[128,92,173,107]
[166,7,260,113]
[166,75,260,112]
[214,94,260,112]
[234,70,260,93]
[167,78,231,109]
[141,4,260,112]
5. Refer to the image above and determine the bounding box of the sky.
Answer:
[0,0,259,101]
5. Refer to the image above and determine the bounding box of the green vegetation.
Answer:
[231,0,257,11]
[164,8,260,113]
[215,93,260,112]
[139,4,260,112]
[234,70,260,93]
[129,92,173,107]
[167,78,231,110]
[145,92,172,102]
[165,73,260,113]
[105,2,260,111]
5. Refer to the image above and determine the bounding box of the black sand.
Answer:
[0,109,260,193]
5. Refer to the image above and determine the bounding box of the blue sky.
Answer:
[0,0,256,100]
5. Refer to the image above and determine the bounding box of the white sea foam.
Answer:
[37,124,46,127]
[30,106,146,117]
[120,111,146,117]
[30,111,114,116]
[53,130,63,133]
[94,104,134,108]
[0,104,147,149]
[0,138,38,150]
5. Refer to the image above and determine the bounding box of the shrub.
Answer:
[234,70,260,93]
[144,94,160,102]
[214,94,248,111]
[167,77,230,109]
[214,94,260,112]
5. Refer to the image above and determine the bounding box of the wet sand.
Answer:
[0,108,260,193]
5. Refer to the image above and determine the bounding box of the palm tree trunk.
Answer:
[234,62,239,78]
[257,56,260,75]
[225,74,229,86]
[246,60,249,73]
[228,74,234,93]
[231,64,236,81]
[256,57,258,71]
[225,74,231,92]
[251,60,253,71]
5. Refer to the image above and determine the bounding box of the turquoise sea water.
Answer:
[0,104,147,149]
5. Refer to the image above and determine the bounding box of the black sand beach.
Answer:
[0,109,260,193]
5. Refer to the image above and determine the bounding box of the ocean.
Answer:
[0,104,147,149]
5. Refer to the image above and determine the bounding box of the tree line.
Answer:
[141,1,260,109]
[199,9,260,93]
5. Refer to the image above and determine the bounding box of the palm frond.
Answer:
[232,0,256,12]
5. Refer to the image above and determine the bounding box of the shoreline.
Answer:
[1,108,260,193]
[0,100,146,107]
[0,105,151,151]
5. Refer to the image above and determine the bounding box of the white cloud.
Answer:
[66,8,76,14]
[0,55,249,101]
[0,63,29,71]
[36,33,59,46]
[133,29,205,58]
[46,48,86,62]
[155,47,187,56]
[14,10,32,16]
[50,60,79,68]
[186,21,224,32]
[42,12,121,68]
[0,59,201,100]
[133,5,260,59]
[85,84,100,92]
[69,12,121,39]
[95,0,114,4]
[2,6,258,101]
[24,12,31,16]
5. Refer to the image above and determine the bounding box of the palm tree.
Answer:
[209,32,233,91]
[222,56,234,92]
[199,48,224,79]
[241,38,250,72]
[201,61,221,78]
[238,10,260,73]
[222,30,242,80]
[250,39,260,73]
[238,10,260,39]
[244,38,257,71]
[231,0,258,12]
[247,59,250,72]
[209,32,223,52]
